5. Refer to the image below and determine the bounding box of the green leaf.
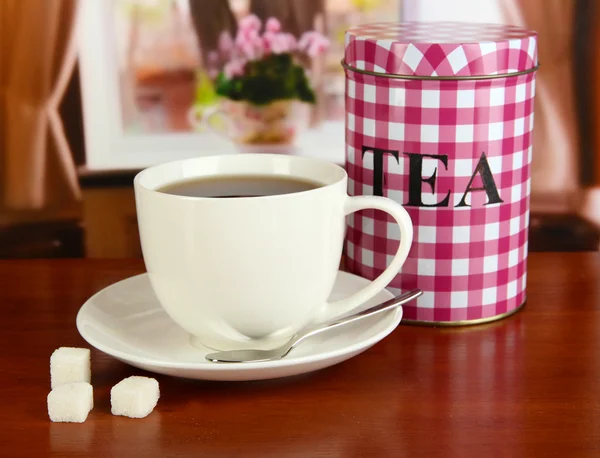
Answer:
[215,53,317,106]
[293,64,316,103]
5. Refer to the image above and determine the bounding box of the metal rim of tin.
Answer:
[400,299,526,327]
[341,59,539,81]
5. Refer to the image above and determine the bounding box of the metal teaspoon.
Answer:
[205,289,422,363]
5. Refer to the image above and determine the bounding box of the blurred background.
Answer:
[0,0,599,259]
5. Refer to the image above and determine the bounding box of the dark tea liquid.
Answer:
[157,175,322,198]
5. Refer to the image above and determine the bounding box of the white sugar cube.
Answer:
[111,376,160,418]
[47,382,94,423]
[50,347,91,389]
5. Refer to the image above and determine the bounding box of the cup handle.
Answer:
[318,195,413,322]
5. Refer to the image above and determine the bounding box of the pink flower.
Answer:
[263,32,297,55]
[263,35,273,53]
[218,31,234,57]
[271,35,288,54]
[285,33,297,51]
[298,31,329,57]
[262,32,272,53]
[243,38,264,60]
[236,28,257,46]
[307,35,330,58]
[239,14,261,34]
[297,31,316,51]
[236,27,264,60]
[274,34,291,54]
[265,17,281,33]
[224,59,246,79]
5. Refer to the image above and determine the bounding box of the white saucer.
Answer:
[76,271,400,381]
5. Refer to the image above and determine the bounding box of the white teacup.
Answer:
[134,154,413,351]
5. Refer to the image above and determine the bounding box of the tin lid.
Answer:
[344,22,538,78]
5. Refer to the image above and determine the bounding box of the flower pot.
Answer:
[196,99,309,153]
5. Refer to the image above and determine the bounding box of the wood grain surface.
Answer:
[1,253,599,457]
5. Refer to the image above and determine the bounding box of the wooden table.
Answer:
[2,252,600,457]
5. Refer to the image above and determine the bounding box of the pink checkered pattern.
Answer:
[344,52,536,322]
[345,22,538,77]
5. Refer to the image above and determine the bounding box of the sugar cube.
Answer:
[111,376,160,418]
[47,382,94,423]
[50,347,91,389]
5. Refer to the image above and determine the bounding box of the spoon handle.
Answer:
[205,289,424,363]
[291,289,423,350]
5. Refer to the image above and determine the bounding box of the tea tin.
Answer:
[343,22,538,324]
